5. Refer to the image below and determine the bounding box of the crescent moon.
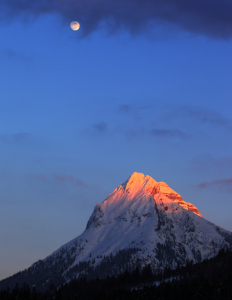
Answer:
[70,21,80,31]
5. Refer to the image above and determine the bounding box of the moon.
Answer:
[70,21,80,31]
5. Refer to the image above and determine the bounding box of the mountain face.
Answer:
[1,172,232,291]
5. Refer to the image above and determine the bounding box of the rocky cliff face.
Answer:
[0,172,230,291]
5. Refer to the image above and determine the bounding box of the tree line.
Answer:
[1,248,232,299]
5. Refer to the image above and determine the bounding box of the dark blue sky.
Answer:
[1,0,232,280]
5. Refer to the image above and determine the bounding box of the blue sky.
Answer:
[1,0,232,280]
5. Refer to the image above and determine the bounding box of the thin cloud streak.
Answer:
[197,178,232,192]
[117,104,153,121]
[190,154,232,171]
[54,175,87,187]
[184,108,231,127]
[118,105,133,114]
[28,173,88,187]
[0,49,32,62]
[84,122,108,136]
[123,127,188,139]
[171,106,232,128]
[1,0,232,38]
[92,122,107,133]
[150,128,188,139]
[28,173,47,181]
[0,133,32,145]
[85,117,188,140]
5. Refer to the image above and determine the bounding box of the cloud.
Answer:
[123,127,188,139]
[0,49,32,62]
[0,133,32,145]
[117,104,152,121]
[116,104,188,139]
[28,173,88,187]
[190,154,232,171]
[54,175,87,186]
[84,122,108,136]
[150,128,187,139]
[118,105,133,114]
[184,107,231,127]
[85,109,188,140]
[197,178,232,192]
[125,127,145,138]
[172,106,232,128]
[92,122,107,132]
[28,173,47,181]
[1,0,232,38]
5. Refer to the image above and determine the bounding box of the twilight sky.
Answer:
[1,0,232,280]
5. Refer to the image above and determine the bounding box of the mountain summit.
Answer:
[114,172,203,217]
[1,172,231,291]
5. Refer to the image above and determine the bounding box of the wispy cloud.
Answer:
[28,173,88,187]
[185,108,230,127]
[92,122,107,133]
[117,104,152,121]
[118,105,133,114]
[123,127,188,140]
[117,104,189,139]
[0,133,32,145]
[171,106,232,128]
[28,173,47,181]
[54,175,87,186]
[0,48,32,62]
[84,122,108,136]
[197,178,232,192]
[190,154,232,171]
[150,128,188,139]
[85,109,188,140]
[2,0,232,38]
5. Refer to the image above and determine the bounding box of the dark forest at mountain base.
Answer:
[1,249,232,300]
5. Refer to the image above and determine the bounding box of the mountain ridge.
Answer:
[113,172,203,217]
[0,172,231,291]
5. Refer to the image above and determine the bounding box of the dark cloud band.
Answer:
[1,0,232,38]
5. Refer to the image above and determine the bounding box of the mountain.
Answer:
[1,172,232,291]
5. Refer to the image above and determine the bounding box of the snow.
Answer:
[44,172,232,280]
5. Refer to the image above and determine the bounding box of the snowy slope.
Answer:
[53,173,229,274]
[1,172,231,290]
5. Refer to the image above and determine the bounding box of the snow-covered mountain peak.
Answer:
[109,172,203,218]
[53,173,230,278]
[120,172,158,193]
[1,172,231,291]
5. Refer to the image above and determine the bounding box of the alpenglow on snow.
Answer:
[1,172,232,291]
